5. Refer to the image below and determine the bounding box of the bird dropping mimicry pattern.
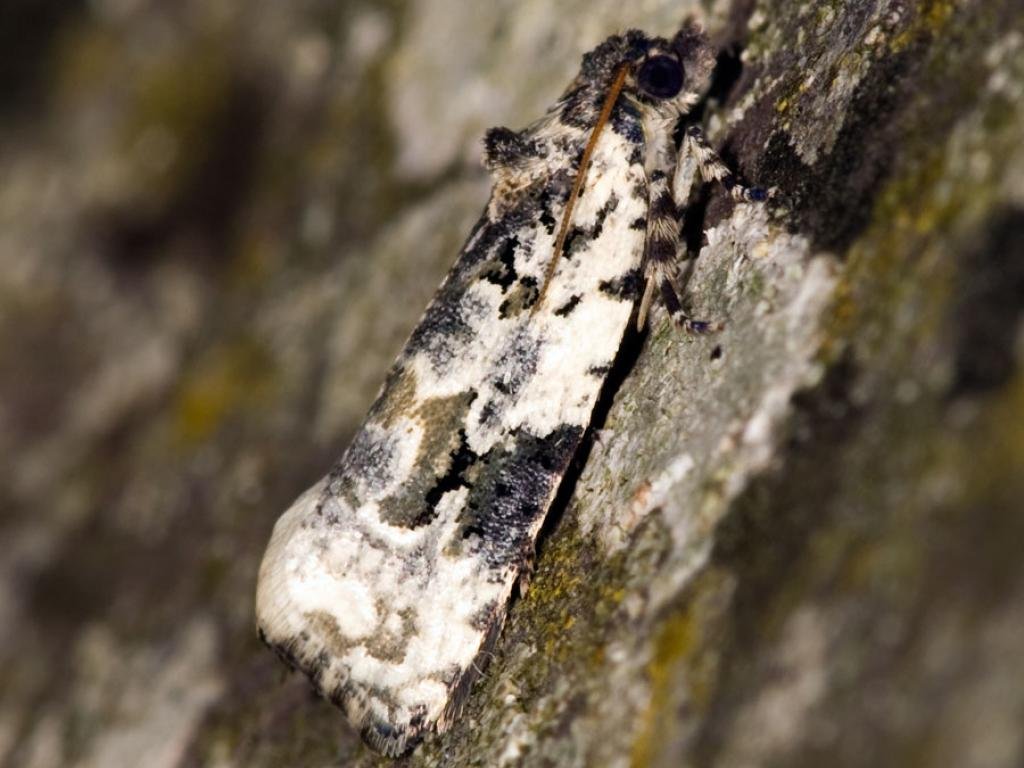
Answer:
[256,21,764,756]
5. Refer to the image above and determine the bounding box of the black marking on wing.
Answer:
[598,268,644,300]
[476,400,499,429]
[536,186,560,235]
[554,294,582,316]
[459,424,585,570]
[498,276,539,318]
[421,429,479,525]
[564,192,620,257]
[480,235,519,291]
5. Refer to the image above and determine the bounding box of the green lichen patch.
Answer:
[414,515,635,765]
[631,568,736,768]
[173,337,278,446]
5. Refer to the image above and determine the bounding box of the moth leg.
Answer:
[683,125,767,203]
[645,256,721,334]
[638,170,719,333]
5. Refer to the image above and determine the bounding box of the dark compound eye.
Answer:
[637,55,684,99]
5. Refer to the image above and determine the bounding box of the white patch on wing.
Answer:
[296,572,378,640]
[504,130,646,435]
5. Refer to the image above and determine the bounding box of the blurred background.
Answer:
[2,1,1023,766]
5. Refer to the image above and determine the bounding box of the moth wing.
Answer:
[256,110,648,756]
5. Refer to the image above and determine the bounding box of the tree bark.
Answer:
[2,1,1023,767]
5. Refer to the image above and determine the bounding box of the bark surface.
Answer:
[2,1,1023,767]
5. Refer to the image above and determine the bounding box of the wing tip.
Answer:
[255,621,434,757]
[361,718,423,758]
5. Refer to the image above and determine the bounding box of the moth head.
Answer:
[625,21,715,114]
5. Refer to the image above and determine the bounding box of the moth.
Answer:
[256,21,763,757]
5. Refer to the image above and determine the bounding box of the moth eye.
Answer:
[637,55,684,99]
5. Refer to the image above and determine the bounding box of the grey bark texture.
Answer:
[2,0,1024,766]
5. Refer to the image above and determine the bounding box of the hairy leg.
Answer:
[639,118,765,332]
[682,124,767,202]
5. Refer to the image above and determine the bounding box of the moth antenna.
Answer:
[535,63,630,311]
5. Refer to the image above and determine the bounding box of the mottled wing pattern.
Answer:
[256,66,649,755]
